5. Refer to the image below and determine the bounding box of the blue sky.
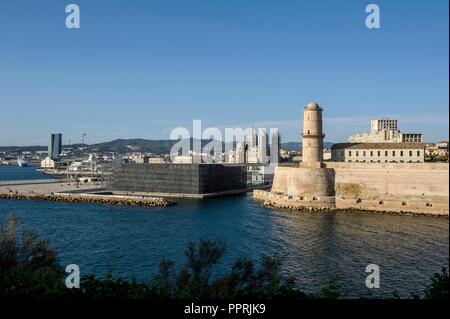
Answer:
[0,0,448,146]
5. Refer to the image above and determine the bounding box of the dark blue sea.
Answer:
[0,166,448,298]
[0,165,49,181]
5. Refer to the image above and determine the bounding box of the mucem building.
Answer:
[105,163,247,197]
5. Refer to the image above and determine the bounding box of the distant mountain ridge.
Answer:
[0,138,334,155]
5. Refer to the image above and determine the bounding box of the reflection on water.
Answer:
[0,192,447,298]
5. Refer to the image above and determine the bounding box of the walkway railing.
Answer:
[0,178,73,186]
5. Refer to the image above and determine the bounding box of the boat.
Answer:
[17,156,30,167]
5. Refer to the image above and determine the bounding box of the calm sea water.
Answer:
[0,165,49,181]
[0,166,448,298]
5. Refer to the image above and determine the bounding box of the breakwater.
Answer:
[0,192,176,207]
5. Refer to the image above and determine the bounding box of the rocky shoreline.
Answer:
[0,192,176,207]
[262,200,448,217]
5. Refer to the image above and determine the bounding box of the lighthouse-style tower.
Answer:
[302,102,325,165]
[254,101,336,209]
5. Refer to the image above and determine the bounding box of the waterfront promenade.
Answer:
[0,180,103,194]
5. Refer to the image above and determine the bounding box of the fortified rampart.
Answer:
[254,162,449,215]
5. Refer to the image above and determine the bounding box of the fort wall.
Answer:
[254,162,449,215]
[329,162,448,215]
[326,162,448,198]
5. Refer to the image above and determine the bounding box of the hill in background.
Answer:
[93,139,334,154]
[0,139,334,155]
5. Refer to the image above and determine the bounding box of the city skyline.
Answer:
[0,0,448,146]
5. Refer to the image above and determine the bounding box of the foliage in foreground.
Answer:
[0,213,448,299]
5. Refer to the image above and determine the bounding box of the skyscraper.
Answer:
[49,133,62,159]
[258,129,268,163]
[270,130,280,164]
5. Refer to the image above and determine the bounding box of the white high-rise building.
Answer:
[227,127,280,164]
[258,129,268,163]
[235,142,246,163]
[246,126,257,148]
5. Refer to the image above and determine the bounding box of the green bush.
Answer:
[423,264,449,300]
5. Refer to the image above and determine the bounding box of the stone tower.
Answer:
[302,102,324,164]
[253,101,336,209]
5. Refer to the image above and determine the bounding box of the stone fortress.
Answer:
[254,103,449,216]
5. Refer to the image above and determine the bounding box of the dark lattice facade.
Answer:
[104,163,247,194]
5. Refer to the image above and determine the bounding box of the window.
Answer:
[348,151,352,156]
[417,151,420,156]
[400,151,403,156]
[370,151,373,156]
[377,151,380,156]
[392,151,396,156]
[356,151,359,157]
[363,151,366,156]
[385,151,388,156]
[409,151,412,156]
